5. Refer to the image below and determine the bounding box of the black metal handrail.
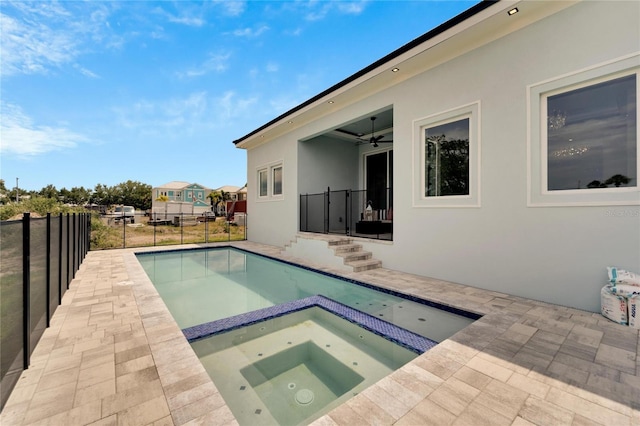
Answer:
[300,187,392,241]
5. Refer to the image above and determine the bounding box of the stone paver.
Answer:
[1,239,639,425]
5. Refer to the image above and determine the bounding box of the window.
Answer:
[546,75,636,191]
[272,166,283,196]
[529,55,639,206]
[425,118,470,197]
[413,102,480,207]
[257,161,283,200]
[258,169,268,197]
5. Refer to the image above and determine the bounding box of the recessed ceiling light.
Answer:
[508,7,518,16]
[328,100,334,104]
[287,121,293,124]
[391,67,400,72]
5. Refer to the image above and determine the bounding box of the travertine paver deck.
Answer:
[1,240,639,425]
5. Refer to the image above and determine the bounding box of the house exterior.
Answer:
[151,181,212,216]
[233,0,639,313]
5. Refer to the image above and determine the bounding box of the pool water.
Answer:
[137,247,477,342]
[191,307,419,425]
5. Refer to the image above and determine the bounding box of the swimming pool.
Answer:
[136,247,479,343]
[137,247,480,424]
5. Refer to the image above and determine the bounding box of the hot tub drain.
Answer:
[295,389,314,405]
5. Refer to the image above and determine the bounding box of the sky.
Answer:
[1,0,477,193]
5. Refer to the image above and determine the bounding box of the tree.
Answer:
[58,187,71,204]
[604,174,632,188]
[91,183,115,206]
[207,190,231,215]
[114,180,152,210]
[39,184,59,199]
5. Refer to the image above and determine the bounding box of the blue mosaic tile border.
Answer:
[183,295,437,354]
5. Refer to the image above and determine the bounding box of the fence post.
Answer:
[57,214,63,303]
[86,214,91,254]
[66,214,71,289]
[345,190,350,235]
[325,187,330,234]
[22,213,31,369]
[72,213,77,278]
[46,213,52,327]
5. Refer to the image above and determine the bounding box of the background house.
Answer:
[234,0,640,313]
[151,181,247,218]
[151,181,212,216]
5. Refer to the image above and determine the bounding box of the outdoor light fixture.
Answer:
[391,67,400,72]
[508,7,519,16]
[328,100,334,104]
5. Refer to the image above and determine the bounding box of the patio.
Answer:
[1,241,638,425]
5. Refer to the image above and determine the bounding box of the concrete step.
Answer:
[337,250,372,262]
[345,258,382,272]
[327,238,354,246]
[332,243,363,254]
[286,233,381,272]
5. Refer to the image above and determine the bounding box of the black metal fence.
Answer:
[94,212,247,249]
[300,188,392,240]
[0,213,90,410]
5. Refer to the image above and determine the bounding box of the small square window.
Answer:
[258,169,268,197]
[272,166,283,196]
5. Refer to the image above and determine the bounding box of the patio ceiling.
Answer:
[327,108,394,144]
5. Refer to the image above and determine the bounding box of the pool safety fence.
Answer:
[0,212,91,410]
[300,188,393,241]
[101,211,247,249]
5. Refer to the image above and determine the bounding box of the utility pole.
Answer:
[16,177,19,202]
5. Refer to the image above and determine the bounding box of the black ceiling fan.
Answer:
[357,116,393,147]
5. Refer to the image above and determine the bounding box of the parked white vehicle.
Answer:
[114,205,135,223]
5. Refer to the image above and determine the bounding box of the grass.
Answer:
[91,215,246,249]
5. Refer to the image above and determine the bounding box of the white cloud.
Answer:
[216,91,259,122]
[266,62,279,73]
[167,15,205,27]
[0,102,88,156]
[214,1,246,17]
[113,91,259,137]
[0,2,122,77]
[231,25,269,38]
[153,4,206,27]
[0,12,79,76]
[289,0,367,21]
[177,52,231,78]
[73,64,100,79]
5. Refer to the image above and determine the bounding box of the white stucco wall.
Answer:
[244,1,640,312]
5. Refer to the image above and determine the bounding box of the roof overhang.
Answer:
[233,0,578,150]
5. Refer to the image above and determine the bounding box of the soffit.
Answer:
[236,0,578,150]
